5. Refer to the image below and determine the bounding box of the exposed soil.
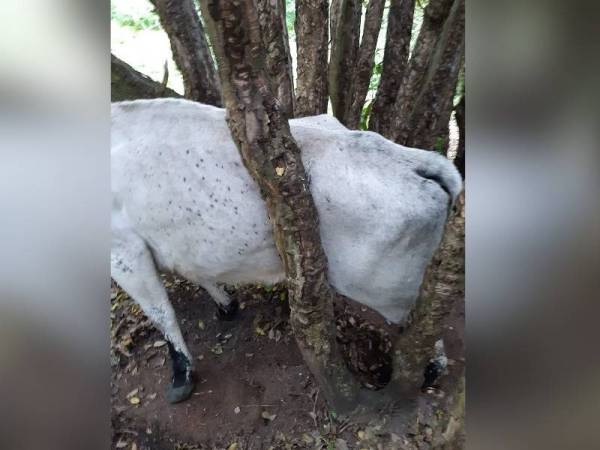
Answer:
[111,276,464,450]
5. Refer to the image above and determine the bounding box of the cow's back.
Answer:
[111,99,460,323]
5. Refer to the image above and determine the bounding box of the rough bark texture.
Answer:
[200,0,360,413]
[454,94,465,178]
[328,0,361,124]
[257,0,295,117]
[150,0,222,106]
[368,0,415,136]
[394,191,464,391]
[344,0,386,129]
[397,0,465,150]
[295,0,330,116]
[111,53,181,101]
[391,0,464,150]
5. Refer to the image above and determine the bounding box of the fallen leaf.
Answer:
[261,411,277,421]
[234,406,240,414]
[147,393,157,400]
[239,302,246,310]
[301,433,314,444]
[153,340,167,348]
[275,166,285,176]
[357,431,366,440]
[227,443,239,450]
[131,443,137,450]
[198,320,205,330]
[115,441,128,449]
[129,396,140,405]
[255,326,266,336]
[211,343,223,355]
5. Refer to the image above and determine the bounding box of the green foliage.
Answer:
[433,136,446,154]
[111,4,161,31]
[286,0,296,35]
[359,100,373,130]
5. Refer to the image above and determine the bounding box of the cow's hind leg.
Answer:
[112,231,195,403]
[202,282,239,321]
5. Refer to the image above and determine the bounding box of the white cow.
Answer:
[111,98,461,402]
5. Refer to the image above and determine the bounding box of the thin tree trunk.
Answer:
[344,0,386,129]
[295,0,329,116]
[111,53,181,101]
[393,191,464,392]
[328,0,361,124]
[389,0,454,145]
[454,93,465,178]
[368,0,415,136]
[150,0,222,106]
[199,0,360,413]
[257,0,295,117]
[399,0,465,150]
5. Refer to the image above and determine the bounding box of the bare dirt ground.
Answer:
[111,276,464,450]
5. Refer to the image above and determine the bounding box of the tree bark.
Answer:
[295,0,330,116]
[368,0,415,136]
[256,0,295,118]
[454,93,465,178]
[393,191,464,392]
[328,0,361,124]
[150,0,222,106]
[344,0,386,129]
[111,53,181,101]
[391,0,464,149]
[199,0,360,413]
[397,0,465,150]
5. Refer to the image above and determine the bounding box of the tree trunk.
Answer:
[199,0,360,413]
[368,0,415,136]
[344,0,386,129]
[393,191,464,391]
[328,0,361,124]
[111,54,181,101]
[295,0,329,116]
[398,0,465,150]
[256,0,295,118]
[150,0,222,106]
[454,93,465,178]
[388,0,454,145]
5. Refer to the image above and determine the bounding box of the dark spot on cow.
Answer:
[183,177,187,182]
[196,163,200,168]
[186,149,190,155]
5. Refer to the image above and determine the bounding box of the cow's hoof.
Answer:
[166,377,195,404]
[216,299,239,321]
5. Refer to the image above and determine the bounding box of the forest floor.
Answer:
[111,276,464,450]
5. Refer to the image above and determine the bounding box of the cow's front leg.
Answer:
[203,282,239,321]
[111,232,195,404]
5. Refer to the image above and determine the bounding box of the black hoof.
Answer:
[166,375,195,404]
[216,299,239,321]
